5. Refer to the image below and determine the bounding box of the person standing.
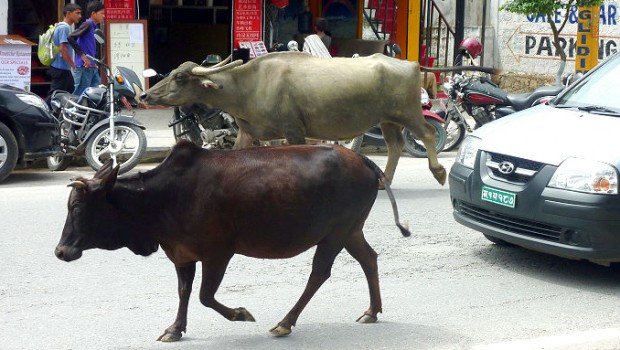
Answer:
[314,17,331,51]
[68,1,105,96]
[49,3,82,96]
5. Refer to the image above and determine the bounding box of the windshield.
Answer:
[555,53,620,112]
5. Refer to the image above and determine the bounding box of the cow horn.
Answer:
[211,55,232,68]
[192,59,243,76]
[68,180,87,190]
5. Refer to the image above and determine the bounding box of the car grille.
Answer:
[485,152,545,184]
[459,202,563,242]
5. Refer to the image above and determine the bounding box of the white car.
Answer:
[449,52,620,266]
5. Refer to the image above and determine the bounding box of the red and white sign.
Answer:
[0,36,34,91]
[233,0,263,48]
[105,0,136,20]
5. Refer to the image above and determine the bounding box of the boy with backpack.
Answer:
[68,1,105,96]
[49,3,82,97]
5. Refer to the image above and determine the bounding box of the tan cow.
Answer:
[141,52,493,185]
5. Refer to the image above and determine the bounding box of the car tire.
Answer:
[483,234,513,246]
[0,122,18,183]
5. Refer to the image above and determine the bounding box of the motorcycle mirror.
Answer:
[94,28,105,44]
[201,54,222,66]
[143,68,158,78]
[392,44,402,55]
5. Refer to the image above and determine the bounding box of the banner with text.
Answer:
[232,0,263,49]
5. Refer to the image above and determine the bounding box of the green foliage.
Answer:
[501,0,604,16]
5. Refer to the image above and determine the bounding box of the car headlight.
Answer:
[455,136,482,169]
[548,158,618,194]
[16,93,50,112]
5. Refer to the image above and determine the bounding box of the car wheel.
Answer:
[483,234,513,246]
[0,122,18,183]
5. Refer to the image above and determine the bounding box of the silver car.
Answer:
[449,51,620,266]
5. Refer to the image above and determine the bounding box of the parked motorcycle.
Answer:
[439,73,564,151]
[143,54,239,150]
[47,55,147,173]
[346,88,447,158]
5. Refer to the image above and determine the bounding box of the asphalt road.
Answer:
[3,153,620,350]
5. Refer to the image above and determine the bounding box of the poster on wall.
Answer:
[0,36,34,91]
[104,0,136,20]
[232,0,263,49]
[105,20,148,90]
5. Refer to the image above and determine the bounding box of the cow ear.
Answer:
[94,160,120,191]
[94,159,114,179]
[201,78,222,90]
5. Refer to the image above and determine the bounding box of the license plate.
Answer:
[481,186,516,208]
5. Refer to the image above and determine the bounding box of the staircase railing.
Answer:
[362,0,396,41]
[420,0,455,70]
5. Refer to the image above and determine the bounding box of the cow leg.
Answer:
[270,241,344,337]
[402,119,447,185]
[409,120,447,185]
[379,123,405,186]
[198,254,256,323]
[344,232,382,323]
[284,133,306,145]
[233,128,255,149]
[158,263,197,342]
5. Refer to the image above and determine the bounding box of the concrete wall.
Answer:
[432,0,620,91]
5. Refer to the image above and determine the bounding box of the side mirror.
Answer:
[143,68,158,78]
[94,28,105,44]
[392,44,402,55]
[201,54,222,66]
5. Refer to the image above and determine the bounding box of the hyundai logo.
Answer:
[498,161,516,174]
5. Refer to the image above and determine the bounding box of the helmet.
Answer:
[459,37,482,59]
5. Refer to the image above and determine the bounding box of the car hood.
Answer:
[474,104,620,166]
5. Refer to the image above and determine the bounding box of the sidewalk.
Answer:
[132,107,176,162]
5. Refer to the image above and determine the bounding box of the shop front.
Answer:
[6,0,400,97]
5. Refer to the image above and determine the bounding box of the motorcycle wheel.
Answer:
[402,119,447,158]
[85,124,147,174]
[338,135,363,152]
[46,155,73,171]
[172,108,202,146]
[0,122,18,183]
[443,111,467,152]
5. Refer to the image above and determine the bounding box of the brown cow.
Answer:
[55,141,411,342]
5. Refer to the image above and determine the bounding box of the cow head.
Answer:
[55,161,158,262]
[140,59,243,107]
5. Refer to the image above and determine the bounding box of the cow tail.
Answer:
[358,154,412,237]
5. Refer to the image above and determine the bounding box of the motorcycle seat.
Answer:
[52,91,79,108]
[506,85,564,110]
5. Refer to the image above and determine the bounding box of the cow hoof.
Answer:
[432,166,447,186]
[232,307,256,322]
[356,313,378,324]
[157,331,182,342]
[269,325,292,337]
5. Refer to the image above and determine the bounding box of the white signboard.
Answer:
[0,42,32,91]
